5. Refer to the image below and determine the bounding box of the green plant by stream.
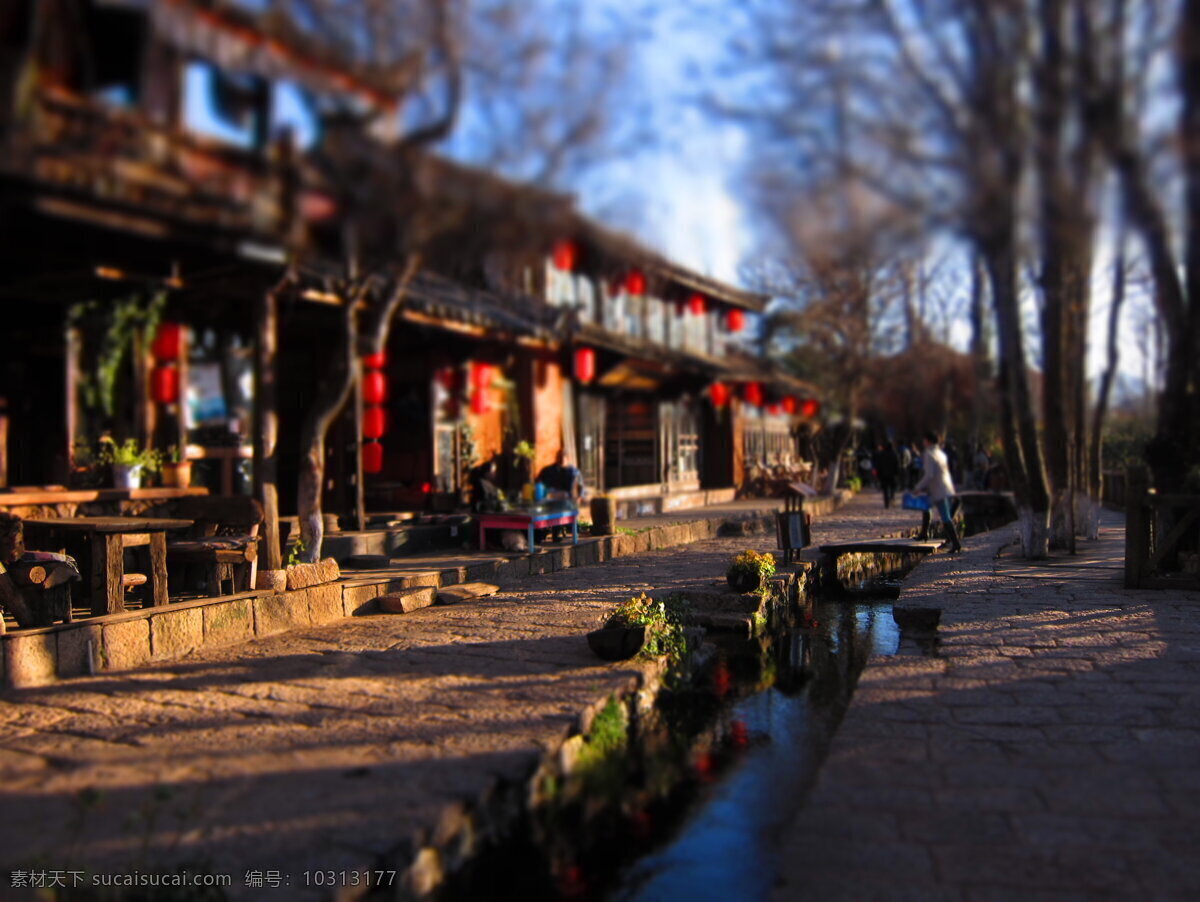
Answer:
[604,592,693,668]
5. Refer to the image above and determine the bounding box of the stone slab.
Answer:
[436,583,500,604]
[55,623,103,679]
[343,582,381,616]
[4,631,56,688]
[101,618,151,672]
[379,587,437,614]
[150,607,204,659]
[306,583,344,625]
[203,598,255,647]
[254,591,311,636]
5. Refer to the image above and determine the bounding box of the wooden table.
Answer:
[24,517,193,616]
[476,509,578,552]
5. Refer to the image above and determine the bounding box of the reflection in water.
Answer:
[613,602,899,902]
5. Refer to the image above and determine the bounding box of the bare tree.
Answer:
[721,0,1192,556]
[1087,0,1200,491]
[281,0,625,560]
[748,176,913,490]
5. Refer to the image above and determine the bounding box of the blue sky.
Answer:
[182,2,1156,391]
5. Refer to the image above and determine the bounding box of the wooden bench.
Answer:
[146,497,263,597]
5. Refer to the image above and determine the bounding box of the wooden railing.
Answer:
[1124,467,1200,590]
[2,88,314,240]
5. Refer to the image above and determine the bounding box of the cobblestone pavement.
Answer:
[774,508,1200,901]
[0,494,915,899]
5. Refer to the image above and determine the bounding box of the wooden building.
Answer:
[0,0,822,555]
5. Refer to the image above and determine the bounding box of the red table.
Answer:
[476,509,578,552]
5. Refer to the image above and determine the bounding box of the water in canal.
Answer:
[440,591,931,902]
[610,600,901,902]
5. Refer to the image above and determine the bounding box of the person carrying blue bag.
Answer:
[912,431,963,553]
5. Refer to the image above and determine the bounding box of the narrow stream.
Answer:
[610,601,901,902]
[439,589,928,902]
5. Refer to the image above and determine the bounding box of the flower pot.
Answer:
[590,496,616,536]
[586,625,646,661]
[161,461,192,489]
[726,570,761,593]
[111,463,143,490]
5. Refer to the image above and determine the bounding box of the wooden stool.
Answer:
[123,571,148,604]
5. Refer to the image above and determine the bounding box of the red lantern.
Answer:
[553,239,578,272]
[767,403,782,416]
[362,441,384,474]
[688,293,707,316]
[152,322,183,361]
[709,382,730,408]
[782,396,798,415]
[625,269,646,296]
[471,388,488,415]
[574,347,596,384]
[727,308,746,332]
[362,350,387,370]
[150,365,179,404]
[743,382,764,407]
[363,370,388,405]
[421,481,433,494]
[801,398,821,418]
[471,362,493,390]
[363,405,387,440]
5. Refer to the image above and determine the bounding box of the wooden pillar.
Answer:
[1124,465,1149,589]
[253,286,282,571]
[0,397,7,488]
[352,359,365,531]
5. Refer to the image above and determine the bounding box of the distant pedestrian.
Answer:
[898,443,914,488]
[945,439,960,484]
[907,442,922,489]
[537,450,582,503]
[914,431,962,553]
[857,446,875,487]
[972,444,991,490]
[468,456,502,512]
[873,441,900,508]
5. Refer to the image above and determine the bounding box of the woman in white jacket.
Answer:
[914,431,962,553]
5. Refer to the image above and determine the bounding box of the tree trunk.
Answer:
[985,234,1052,558]
[297,298,358,563]
[968,252,989,453]
[1177,0,1200,491]
[254,277,288,572]
[295,259,420,562]
[1088,225,1126,500]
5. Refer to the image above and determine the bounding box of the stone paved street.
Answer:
[774,508,1200,901]
[0,494,914,899]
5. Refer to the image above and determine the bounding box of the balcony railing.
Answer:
[1,88,318,240]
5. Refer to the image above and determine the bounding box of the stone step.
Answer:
[378,586,437,614]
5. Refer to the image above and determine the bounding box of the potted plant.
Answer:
[161,445,192,489]
[98,438,163,490]
[588,592,686,661]
[726,550,776,593]
[513,440,537,498]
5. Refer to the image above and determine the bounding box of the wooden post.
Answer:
[253,285,283,571]
[0,396,7,488]
[1125,465,1149,589]
[352,359,366,532]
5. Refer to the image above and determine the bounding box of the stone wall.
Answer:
[3,507,818,690]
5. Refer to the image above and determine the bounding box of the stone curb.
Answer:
[2,499,850,689]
